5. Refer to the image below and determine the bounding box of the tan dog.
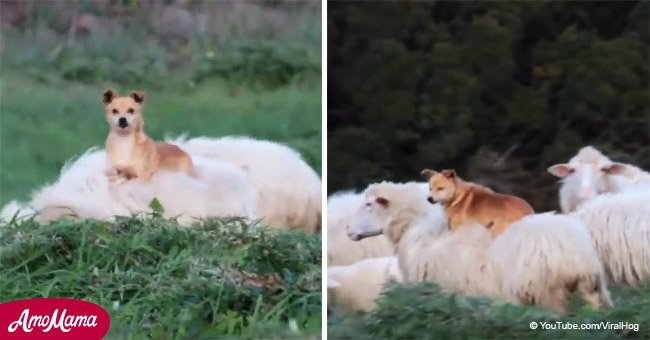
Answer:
[103,89,196,183]
[421,169,533,239]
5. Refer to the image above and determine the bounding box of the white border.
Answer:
[320,0,328,336]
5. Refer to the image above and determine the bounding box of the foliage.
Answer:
[0,216,322,338]
[0,1,322,90]
[194,41,321,90]
[328,1,649,211]
[329,282,650,339]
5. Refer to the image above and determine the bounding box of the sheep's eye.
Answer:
[127,108,134,114]
[112,109,118,114]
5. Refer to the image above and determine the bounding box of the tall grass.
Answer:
[329,283,650,339]
[0,216,322,338]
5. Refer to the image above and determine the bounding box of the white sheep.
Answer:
[327,191,394,266]
[1,149,258,226]
[345,181,451,280]
[572,190,650,287]
[548,146,650,212]
[609,163,650,193]
[349,181,612,313]
[327,256,403,314]
[173,136,322,232]
[488,213,612,311]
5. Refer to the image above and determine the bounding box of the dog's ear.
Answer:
[375,196,390,207]
[103,89,116,104]
[441,169,456,179]
[420,169,436,180]
[130,91,145,104]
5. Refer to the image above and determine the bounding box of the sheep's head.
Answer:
[347,191,390,241]
[548,146,627,211]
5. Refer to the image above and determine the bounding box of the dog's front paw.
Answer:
[106,168,125,186]
[106,167,119,177]
[118,167,138,180]
[107,173,126,187]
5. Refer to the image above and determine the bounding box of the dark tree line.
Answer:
[328,1,649,211]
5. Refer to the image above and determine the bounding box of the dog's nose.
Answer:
[427,197,435,204]
[118,117,128,128]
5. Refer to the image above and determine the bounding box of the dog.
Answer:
[421,169,534,238]
[103,89,196,184]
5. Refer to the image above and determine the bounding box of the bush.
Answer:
[329,282,650,339]
[193,42,320,89]
[0,216,322,338]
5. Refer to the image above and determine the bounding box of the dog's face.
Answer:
[102,90,145,133]
[422,169,457,204]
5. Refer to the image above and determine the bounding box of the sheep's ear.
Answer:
[441,169,456,179]
[130,91,145,104]
[420,169,436,179]
[375,196,389,207]
[603,163,627,175]
[327,278,341,289]
[103,89,116,104]
[548,164,573,178]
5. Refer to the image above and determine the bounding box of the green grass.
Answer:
[329,282,650,339]
[0,216,321,338]
[0,71,321,206]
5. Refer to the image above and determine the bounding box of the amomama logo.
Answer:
[0,298,110,339]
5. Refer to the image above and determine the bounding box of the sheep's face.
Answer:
[347,194,391,241]
[548,160,626,209]
[421,169,457,204]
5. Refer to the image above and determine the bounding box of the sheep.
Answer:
[547,146,650,212]
[348,181,613,313]
[327,256,403,314]
[327,191,394,266]
[572,190,650,287]
[487,213,612,312]
[609,163,650,193]
[345,181,451,280]
[172,136,322,232]
[1,149,258,226]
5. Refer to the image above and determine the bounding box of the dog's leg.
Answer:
[118,167,138,180]
[107,166,137,186]
[106,167,125,186]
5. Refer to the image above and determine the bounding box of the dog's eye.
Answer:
[437,187,444,191]
[127,108,134,114]
[112,109,118,114]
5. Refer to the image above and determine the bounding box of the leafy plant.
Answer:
[0,216,322,338]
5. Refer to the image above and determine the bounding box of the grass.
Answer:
[328,282,650,339]
[0,216,321,338]
[0,71,321,206]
